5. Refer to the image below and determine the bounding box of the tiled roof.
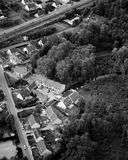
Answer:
[43,78,65,93]
[33,75,65,93]
[69,91,80,104]
[27,44,38,54]
[34,129,40,139]
[28,115,37,128]
[21,88,30,99]
[28,81,37,90]
[27,3,38,11]
[24,0,33,4]
[63,96,72,107]
[36,140,47,156]
[46,106,58,122]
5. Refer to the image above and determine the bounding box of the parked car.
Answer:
[23,145,27,150]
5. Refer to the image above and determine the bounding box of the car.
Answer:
[21,125,24,130]
[23,145,27,150]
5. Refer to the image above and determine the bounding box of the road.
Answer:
[0,0,94,42]
[0,66,34,160]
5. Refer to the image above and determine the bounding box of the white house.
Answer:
[60,0,70,4]
[24,3,38,12]
[28,115,40,129]
[21,0,33,5]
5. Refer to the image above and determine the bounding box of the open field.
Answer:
[0,141,17,159]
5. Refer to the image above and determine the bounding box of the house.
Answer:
[25,2,38,11]
[28,115,40,129]
[0,9,6,20]
[42,79,65,94]
[36,140,52,156]
[21,43,38,55]
[33,129,43,142]
[38,40,44,47]
[17,88,31,101]
[60,0,70,4]
[57,90,82,109]
[63,16,81,27]
[21,0,33,5]
[7,49,21,65]
[33,75,65,94]
[45,106,62,125]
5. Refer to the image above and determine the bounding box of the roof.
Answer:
[63,90,72,97]
[33,75,65,93]
[34,129,40,139]
[40,115,50,128]
[28,115,37,128]
[26,3,38,11]
[63,96,72,107]
[43,78,65,93]
[36,140,47,156]
[20,88,30,99]
[36,91,48,103]
[27,44,38,54]
[46,106,58,122]
[24,0,33,4]
[69,91,80,103]
[60,0,70,3]
[28,81,37,90]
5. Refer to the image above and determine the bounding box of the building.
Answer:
[21,0,33,5]
[45,106,62,125]
[17,88,31,101]
[57,90,82,109]
[24,2,38,11]
[28,115,40,129]
[7,49,21,65]
[59,0,70,4]
[42,78,65,94]
[33,129,43,142]
[63,16,81,27]
[36,140,52,156]
[0,9,6,20]
[33,75,65,94]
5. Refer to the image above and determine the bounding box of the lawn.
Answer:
[0,141,17,159]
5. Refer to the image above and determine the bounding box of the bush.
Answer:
[18,109,33,118]
[28,27,57,40]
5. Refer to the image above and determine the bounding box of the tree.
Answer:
[0,89,4,102]
[37,57,56,79]
[112,46,128,77]
[56,59,73,83]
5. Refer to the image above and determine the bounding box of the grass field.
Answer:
[0,141,17,159]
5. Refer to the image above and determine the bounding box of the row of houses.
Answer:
[16,74,83,157]
[21,0,71,12]
[21,0,42,12]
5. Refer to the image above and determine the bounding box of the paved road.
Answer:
[0,0,94,42]
[0,66,34,160]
